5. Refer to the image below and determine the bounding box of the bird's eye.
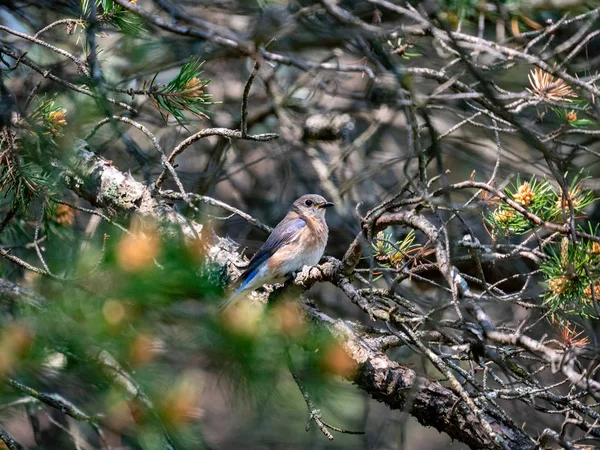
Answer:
[305,199,313,207]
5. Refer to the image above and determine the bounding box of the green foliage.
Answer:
[144,58,218,125]
[483,172,598,319]
[386,37,421,60]
[553,103,596,129]
[81,0,146,36]
[0,96,65,213]
[540,235,600,319]
[484,173,600,320]
[369,229,428,281]
[0,139,51,213]
[256,0,277,8]
[486,173,595,236]
[0,161,48,210]
[4,232,222,447]
[551,172,596,218]
[28,95,68,139]
[372,229,418,266]
[1,224,347,448]
[486,176,551,235]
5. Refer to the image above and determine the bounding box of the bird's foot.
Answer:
[292,264,326,289]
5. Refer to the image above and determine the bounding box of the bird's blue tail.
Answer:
[219,285,246,312]
[219,266,260,311]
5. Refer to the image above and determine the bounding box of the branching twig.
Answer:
[287,354,364,441]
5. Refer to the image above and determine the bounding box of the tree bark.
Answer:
[44,139,537,449]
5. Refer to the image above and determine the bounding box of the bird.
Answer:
[221,194,334,310]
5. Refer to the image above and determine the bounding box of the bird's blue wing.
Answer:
[238,217,306,289]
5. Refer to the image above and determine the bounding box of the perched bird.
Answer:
[221,194,334,310]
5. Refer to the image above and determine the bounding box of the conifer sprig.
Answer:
[554,105,596,129]
[540,234,600,320]
[486,175,554,236]
[370,229,429,276]
[81,0,146,37]
[486,173,595,236]
[372,229,418,266]
[144,59,218,125]
[551,172,595,218]
[0,149,47,211]
[28,96,68,137]
[0,96,65,212]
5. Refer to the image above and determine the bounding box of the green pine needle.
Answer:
[541,235,600,320]
[81,0,146,37]
[145,58,219,125]
[486,172,596,236]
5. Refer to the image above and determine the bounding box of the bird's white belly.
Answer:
[277,242,325,276]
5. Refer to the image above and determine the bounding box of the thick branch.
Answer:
[47,140,558,449]
[58,139,202,240]
[0,278,45,310]
[305,306,535,450]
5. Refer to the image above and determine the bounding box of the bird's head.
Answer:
[291,194,334,219]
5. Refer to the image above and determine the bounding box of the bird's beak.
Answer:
[318,201,335,209]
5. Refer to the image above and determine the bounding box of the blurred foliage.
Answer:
[438,0,588,24]
[2,0,600,448]
[0,216,352,448]
[386,37,421,60]
[81,0,146,37]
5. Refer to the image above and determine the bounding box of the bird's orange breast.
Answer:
[267,215,328,277]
